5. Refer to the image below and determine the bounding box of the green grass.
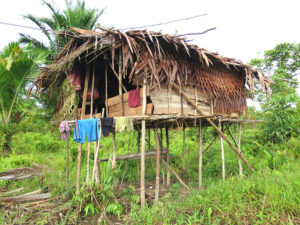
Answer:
[1,125,300,224]
[127,160,300,224]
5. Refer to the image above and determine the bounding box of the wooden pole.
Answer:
[173,83,254,171]
[185,134,218,171]
[92,108,104,184]
[66,139,69,188]
[112,131,116,170]
[154,128,160,202]
[105,61,108,117]
[219,117,225,181]
[161,159,190,190]
[137,130,141,178]
[118,50,123,116]
[238,123,243,177]
[160,128,165,186]
[166,127,170,186]
[86,62,95,184]
[198,120,203,189]
[182,125,186,170]
[140,76,147,208]
[76,66,90,195]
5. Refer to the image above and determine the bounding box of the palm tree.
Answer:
[19,0,104,58]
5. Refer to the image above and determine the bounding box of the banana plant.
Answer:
[0,42,48,128]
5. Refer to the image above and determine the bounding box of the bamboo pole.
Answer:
[219,117,225,181]
[198,120,203,189]
[166,127,170,186]
[105,61,108,117]
[238,123,243,177]
[86,62,95,184]
[185,134,218,171]
[76,66,90,195]
[182,125,186,170]
[161,159,190,190]
[118,50,123,116]
[173,83,254,171]
[160,128,165,186]
[66,139,69,188]
[140,76,147,208]
[92,108,104,184]
[112,131,116,170]
[137,130,141,178]
[154,128,160,202]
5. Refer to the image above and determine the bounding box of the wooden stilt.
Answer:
[219,117,225,181]
[140,76,147,208]
[105,60,108,117]
[173,83,254,171]
[137,130,141,178]
[112,131,116,170]
[160,128,165,186]
[66,139,69,188]
[161,159,190,190]
[154,128,160,202]
[198,120,203,189]
[185,134,218,171]
[166,127,170,186]
[86,62,95,184]
[92,108,104,184]
[76,66,90,195]
[182,125,186,170]
[238,123,243,177]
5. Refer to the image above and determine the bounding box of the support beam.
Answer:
[66,139,69,188]
[140,76,147,208]
[238,123,243,177]
[86,62,96,184]
[166,127,170,186]
[161,159,190,190]
[219,118,225,181]
[185,134,218,171]
[198,120,203,189]
[173,83,254,171]
[112,131,116,170]
[154,128,160,202]
[137,130,141,178]
[182,125,186,170]
[76,66,90,195]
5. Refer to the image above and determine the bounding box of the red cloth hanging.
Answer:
[67,72,81,91]
[128,88,140,107]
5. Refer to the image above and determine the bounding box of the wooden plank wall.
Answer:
[150,85,212,116]
[107,87,153,117]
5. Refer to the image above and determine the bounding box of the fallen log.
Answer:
[0,187,24,197]
[98,149,169,162]
[0,167,43,181]
[1,193,51,203]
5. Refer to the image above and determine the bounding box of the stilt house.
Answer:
[34,27,270,125]
[33,27,271,203]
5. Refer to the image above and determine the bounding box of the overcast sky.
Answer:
[0,0,299,64]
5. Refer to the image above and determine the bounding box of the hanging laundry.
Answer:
[100,118,114,137]
[115,117,134,133]
[128,88,140,107]
[67,71,81,90]
[81,88,99,100]
[74,119,99,144]
[59,121,70,141]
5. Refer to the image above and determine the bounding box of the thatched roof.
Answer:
[34,26,270,113]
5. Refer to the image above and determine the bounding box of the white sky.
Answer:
[0,0,299,64]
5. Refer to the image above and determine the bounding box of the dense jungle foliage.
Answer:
[0,1,299,224]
